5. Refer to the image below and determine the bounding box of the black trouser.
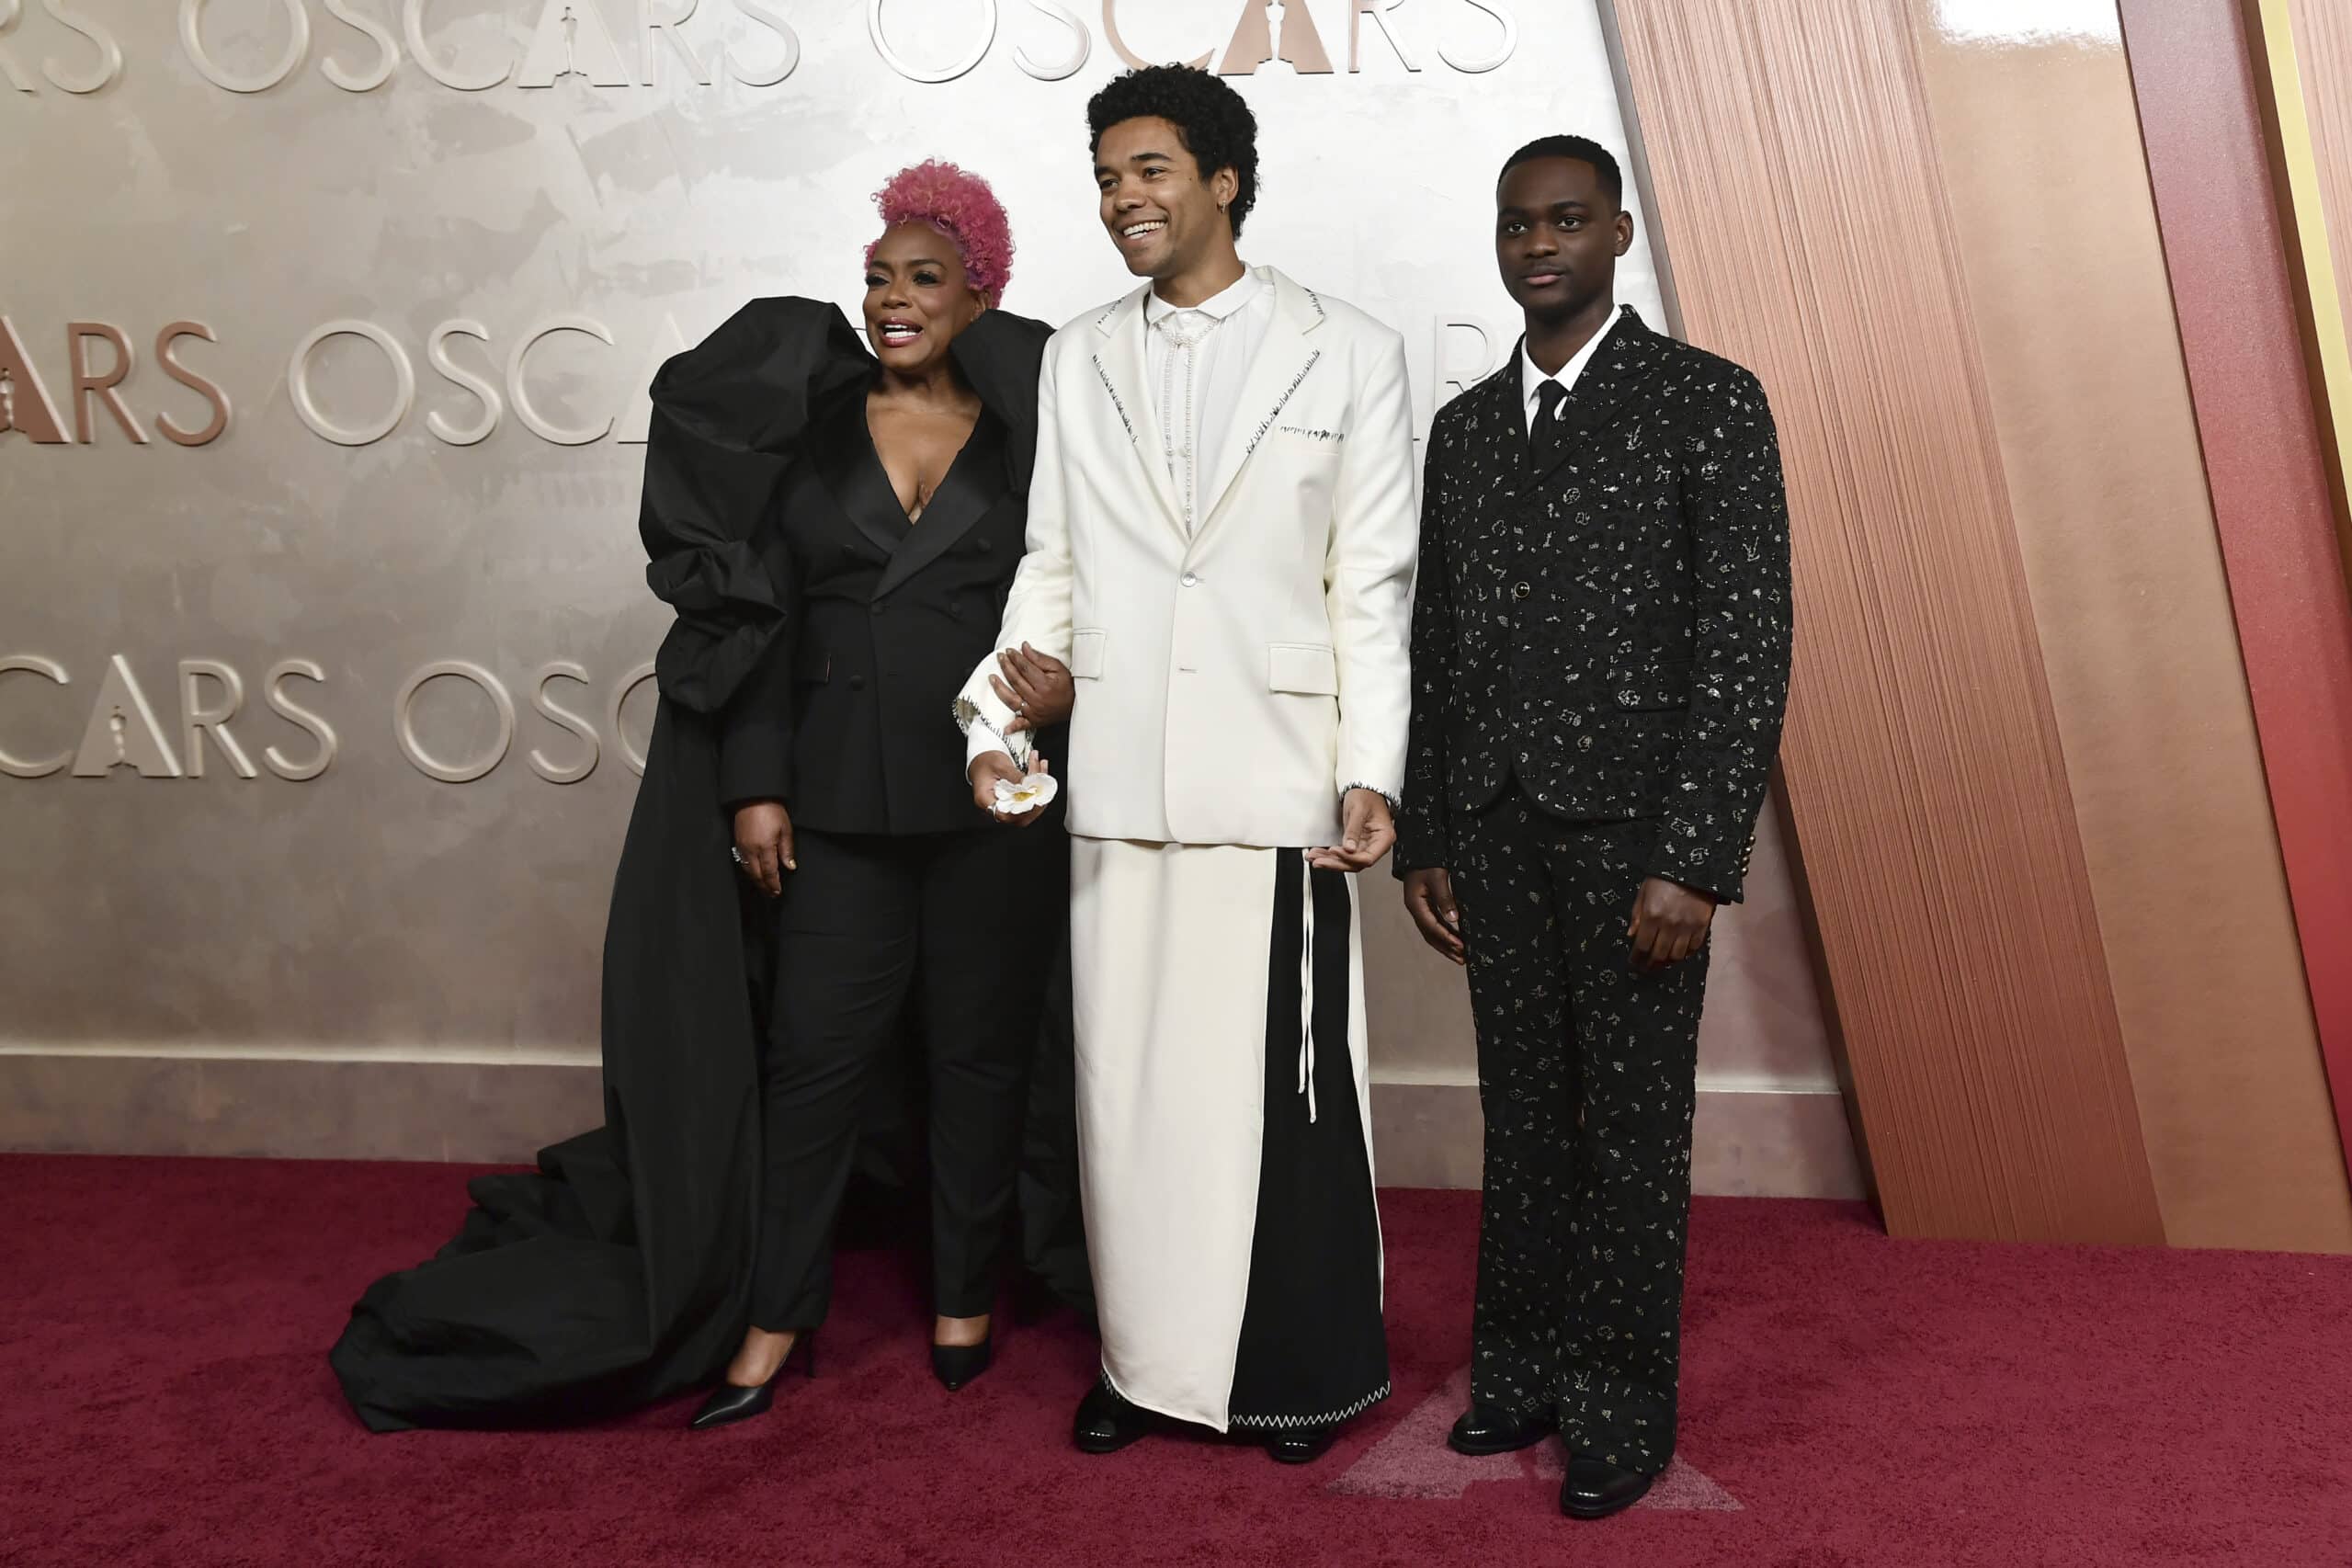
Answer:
[1450,783,1710,1475]
[751,824,1059,1329]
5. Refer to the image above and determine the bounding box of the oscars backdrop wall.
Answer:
[0,0,1853,1196]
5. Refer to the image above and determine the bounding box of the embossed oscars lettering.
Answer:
[529,663,599,783]
[404,0,511,89]
[70,654,185,778]
[1100,0,1210,72]
[0,656,337,781]
[289,320,414,447]
[180,0,311,94]
[157,323,233,447]
[1100,0,1509,77]
[3,657,660,785]
[0,0,28,93]
[1351,0,1417,72]
[1221,0,1333,75]
[517,0,633,87]
[1438,0,1513,72]
[507,316,614,445]
[641,0,711,86]
[0,319,230,447]
[609,662,655,776]
[263,659,337,780]
[1432,316,1506,415]
[396,661,516,783]
[323,0,399,91]
[868,0,994,84]
[0,0,124,94]
[68,323,147,445]
[1015,0,1087,80]
[179,659,258,779]
[286,314,680,446]
[0,655,74,778]
[426,320,502,446]
[0,315,71,445]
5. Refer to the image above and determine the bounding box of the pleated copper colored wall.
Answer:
[1608,0,2165,1243]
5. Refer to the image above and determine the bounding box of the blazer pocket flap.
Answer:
[1070,629,1108,680]
[1268,642,1339,696]
[1609,661,1690,711]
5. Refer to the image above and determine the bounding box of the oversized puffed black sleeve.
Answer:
[639,297,869,718]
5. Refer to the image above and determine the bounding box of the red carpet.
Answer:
[5,1154,2349,1567]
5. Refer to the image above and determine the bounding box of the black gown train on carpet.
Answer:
[329,300,1087,1432]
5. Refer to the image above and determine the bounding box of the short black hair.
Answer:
[1498,134,1623,209]
[1086,64,1261,238]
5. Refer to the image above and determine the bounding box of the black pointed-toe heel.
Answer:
[930,1334,994,1392]
[688,1331,816,1431]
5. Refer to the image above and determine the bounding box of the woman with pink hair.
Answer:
[331,164,1085,1435]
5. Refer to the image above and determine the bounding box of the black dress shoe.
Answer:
[1560,1454,1653,1519]
[688,1331,816,1431]
[1264,1426,1338,1465]
[1446,1404,1554,1456]
[930,1335,993,1392]
[1071,1381,1151,1454]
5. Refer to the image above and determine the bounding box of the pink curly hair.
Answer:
[865,160,1015,308]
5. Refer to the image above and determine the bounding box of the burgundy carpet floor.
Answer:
[5,1154,2350,1567]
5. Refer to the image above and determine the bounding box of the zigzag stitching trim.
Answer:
[1242,349,1323,468]
[1228,1380,1392,1431]
[1090,353,1136,443]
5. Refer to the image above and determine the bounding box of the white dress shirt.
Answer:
[1520,301,1619,434]
[1143,265,1275,535]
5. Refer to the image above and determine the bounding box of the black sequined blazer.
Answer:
[1393,306,1792,903]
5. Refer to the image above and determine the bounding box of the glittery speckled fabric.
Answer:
[1392,306,1792,904]
[1452,791,1708,1476]
[1394,307,1792,1479]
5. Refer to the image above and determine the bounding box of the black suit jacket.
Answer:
[715,306,1054,836]
[1394,306,1792,903]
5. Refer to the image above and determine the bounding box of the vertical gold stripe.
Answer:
[2257,0,2352,562]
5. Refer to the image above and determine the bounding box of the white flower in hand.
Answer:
[992,771,1059,816]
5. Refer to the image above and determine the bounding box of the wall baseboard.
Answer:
[0,1051,1866,1200]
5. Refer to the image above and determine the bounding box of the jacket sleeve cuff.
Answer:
[716,717,791,808]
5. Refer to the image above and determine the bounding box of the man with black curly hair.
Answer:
[957,63,1417,1465]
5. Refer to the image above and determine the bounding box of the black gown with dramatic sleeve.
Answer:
[328,299,1085,1432]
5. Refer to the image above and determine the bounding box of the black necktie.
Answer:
[1529,378,1571,470]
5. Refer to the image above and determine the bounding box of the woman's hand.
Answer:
[991,643,1074,733]
[732,800,795,896]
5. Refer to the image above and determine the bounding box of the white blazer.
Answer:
[957,267,1417,847]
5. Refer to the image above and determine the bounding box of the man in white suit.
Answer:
[958,64,1417,1464]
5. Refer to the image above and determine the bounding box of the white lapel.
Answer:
[1194,268,1329,535]
[1087,287,1186,540]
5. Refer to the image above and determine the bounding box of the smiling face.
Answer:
[862,221,985,372]
[1494,154,1633,323]
[1095,115,1238,281]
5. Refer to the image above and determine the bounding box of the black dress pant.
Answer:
[751,823,1058,1330]
[1450,783,1711,1475]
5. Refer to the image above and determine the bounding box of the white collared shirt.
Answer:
[1520,302,1620,435]
[1143,265,1275,534]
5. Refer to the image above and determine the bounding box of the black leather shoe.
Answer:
[1071,1382,1151,1454]
[688,1331,815,1431]
[1264,1426,1338,1465]
[930,1335,993,1392]
[1560,1454,1653,1519]
[1446,1405,1554,1456]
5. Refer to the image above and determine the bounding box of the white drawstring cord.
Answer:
[1298,857,1317,1124]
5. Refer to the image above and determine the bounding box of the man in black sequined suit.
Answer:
[1394,135,1792,1520]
